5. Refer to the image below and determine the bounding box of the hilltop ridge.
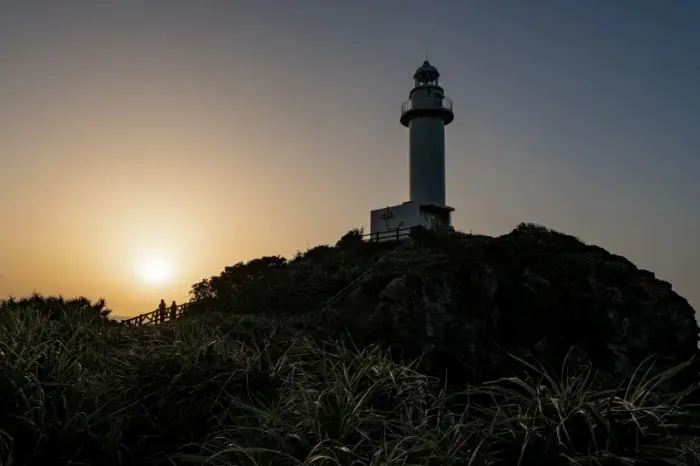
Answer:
[187,222,699,387]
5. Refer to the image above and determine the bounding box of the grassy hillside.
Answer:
[1,225,699,465]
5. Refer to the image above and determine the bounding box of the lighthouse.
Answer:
[369,61,455,241]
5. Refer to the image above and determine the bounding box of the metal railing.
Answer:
[401,96,453,115]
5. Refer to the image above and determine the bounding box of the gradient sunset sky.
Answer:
[0,1,698,317]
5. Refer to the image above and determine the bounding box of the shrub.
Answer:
[0,293,112,323]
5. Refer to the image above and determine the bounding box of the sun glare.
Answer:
[134,255,175,286]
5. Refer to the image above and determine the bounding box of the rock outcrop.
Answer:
[189,223,699,388]
[329,224,699,387]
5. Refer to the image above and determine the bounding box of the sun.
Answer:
[134,255,175,286]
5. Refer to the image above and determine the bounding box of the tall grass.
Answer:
[0,307,697,465]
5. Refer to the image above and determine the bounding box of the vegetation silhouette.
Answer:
[0,292,112,322]
[0,224,698,465]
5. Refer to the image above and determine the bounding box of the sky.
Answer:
[0,1,698,318]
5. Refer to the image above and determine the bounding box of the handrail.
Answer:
[121,302,190,326]
[362,226,413,243]
[401,96,453,115]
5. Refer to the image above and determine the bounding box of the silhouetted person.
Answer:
[158,299,167,323]
[169,300,178,320]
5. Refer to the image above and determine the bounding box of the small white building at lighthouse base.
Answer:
[368,201,454,242]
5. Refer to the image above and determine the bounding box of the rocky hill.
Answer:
[188,222,699,389]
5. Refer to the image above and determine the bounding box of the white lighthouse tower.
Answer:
[369,61,455,241]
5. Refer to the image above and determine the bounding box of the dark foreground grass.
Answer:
[1,307,698,465]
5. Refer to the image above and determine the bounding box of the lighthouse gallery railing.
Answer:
[401,96,453,114]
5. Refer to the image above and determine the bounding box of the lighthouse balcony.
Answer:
[400,96,454,126]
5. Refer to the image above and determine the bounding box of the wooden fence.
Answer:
[121,302,189,326]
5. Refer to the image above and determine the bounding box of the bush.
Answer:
[336,228,364,248]
[0,293,112,322]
